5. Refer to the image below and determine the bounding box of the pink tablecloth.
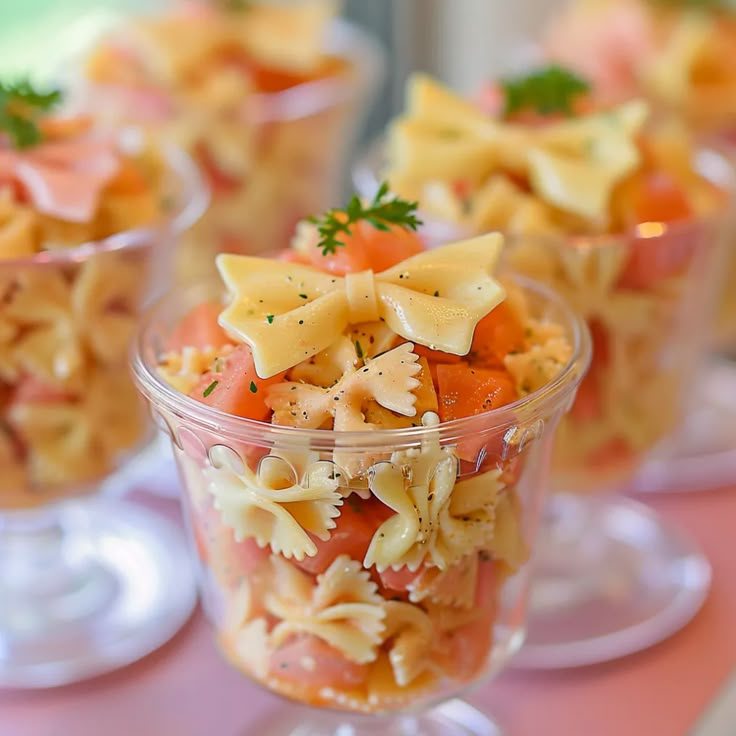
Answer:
[1,487,735,736]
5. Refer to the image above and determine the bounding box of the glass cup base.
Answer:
[0,497,197,689]
[248,700,502,736]
[514,494,711,669]
[630,358,736,494]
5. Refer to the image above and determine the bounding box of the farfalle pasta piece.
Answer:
[528,100,648,224]
[267,555,386,665]
[267,342,422,431]
[71,252,146,364]
[217,235,506,378]
[221,581,272,679]
[206,444,342,561]
[484,490,528,573]
[288,336,359,388]
[8,365,144,488]
[365,442,504,572]
[11,322,84,388]
[380,601,434,687]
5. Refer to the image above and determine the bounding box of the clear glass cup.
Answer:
[0,130,207,688]
[74,18,384,286]
[353,142,732,667]
[131,277,590,735]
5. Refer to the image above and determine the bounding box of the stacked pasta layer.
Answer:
[383,75,729,489]
[0,118,167,508]
[156,229,573,711]
[84,0,366,285]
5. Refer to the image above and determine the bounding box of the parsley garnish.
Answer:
[308,182,422,256]
[266,314,274,324]
[501,65,590,118]
[203,380,218,398]
[249,381,258,394]
[355,340,364,359]
[0,79,62,149]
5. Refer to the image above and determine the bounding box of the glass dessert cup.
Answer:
[354,144,728,667]
[354,140,736,496]
[0,133,207,688]
[76,18,384,287]
[131,278,590,735]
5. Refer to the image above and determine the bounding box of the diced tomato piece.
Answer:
[269,635,369,694]
[570,320,607,422]
[196,506,271,587]
[614,171,698,289]
[470,302,526,369]
[587,437,636,474]
[39,115,93,141]
[294,495,393,575]
[166,301,234,353]
[630,171,694,225]
[276,248,312,265]
[436,364,518,422]
[378,565,424,592]
[195,142,241,196]
[303,220,425,276]
[413,345,463,365]
[190,344,285,421]
[617,227,699,290]
[12,377,74,404]
[437,364,518,462]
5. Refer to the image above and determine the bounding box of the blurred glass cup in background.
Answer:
[0,129,206,688]
[75,1,384,285]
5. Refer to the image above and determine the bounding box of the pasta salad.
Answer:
[83,0,377,285]
[147,197,582,711]
[0,81,186,509]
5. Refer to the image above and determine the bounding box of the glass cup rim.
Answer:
[0,127,208,270]
[131,274,592,451]
[352,136,736,247]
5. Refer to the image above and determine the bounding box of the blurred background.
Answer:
[0,0,557,147]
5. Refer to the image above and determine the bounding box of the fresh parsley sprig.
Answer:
[0,79,62,149]
[501,65,590,118]
[308,182,422,256]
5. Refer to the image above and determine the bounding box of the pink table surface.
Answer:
[1,487,735,736]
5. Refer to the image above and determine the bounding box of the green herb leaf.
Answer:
[203,380,218,398]
[0,79,63,149]
[355,340,364,359]
[266,314,274,324]
[308,182,423,256]
[501,65,590,118]
[249,381,258,394]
